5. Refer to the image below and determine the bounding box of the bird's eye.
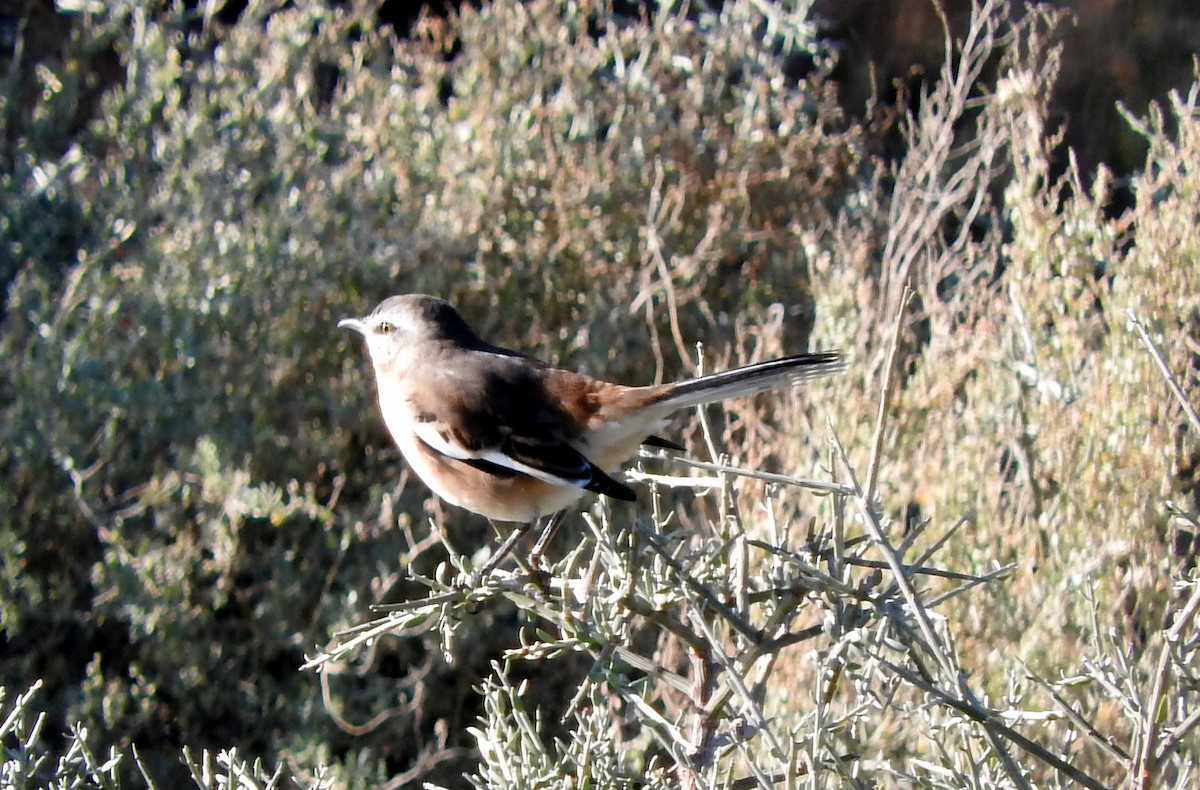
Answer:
[376,321,395,335]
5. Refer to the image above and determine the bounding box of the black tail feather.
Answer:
[585,468,637,501]
[667,352,845,409]
[641,434,686,451]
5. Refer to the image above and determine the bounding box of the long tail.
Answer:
[661,352,845,411]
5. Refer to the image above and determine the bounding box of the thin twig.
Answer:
[1141,578,1200,783]
[1155,706,1200,768]
[638,452,854,495]
[831,433,954,678]
[881,658,1107,790]
[685,605,787,764]
[923,564,1017,607]
[1019,662,1130,764]
[833,432,1030,789]
[1127,309,1200,435]
[634,522,763,645]
[866,286,913,500]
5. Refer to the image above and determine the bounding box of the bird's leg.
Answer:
[469,510,566,589]
[528,510,566,570]
[472,518,535,583]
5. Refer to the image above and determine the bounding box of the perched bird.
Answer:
[339,294,843,525]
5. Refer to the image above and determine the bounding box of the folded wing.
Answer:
[408,355,637,501]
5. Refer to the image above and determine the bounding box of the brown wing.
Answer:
[405,349,637,500]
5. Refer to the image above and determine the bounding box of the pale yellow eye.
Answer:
[376,321,395,335]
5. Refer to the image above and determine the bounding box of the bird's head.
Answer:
[339,294,480,368]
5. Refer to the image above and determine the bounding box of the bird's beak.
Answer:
[338,317,367,335]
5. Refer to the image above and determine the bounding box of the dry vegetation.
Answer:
[1,0,1198,788]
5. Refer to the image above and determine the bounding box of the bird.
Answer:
[339,294,844,529]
